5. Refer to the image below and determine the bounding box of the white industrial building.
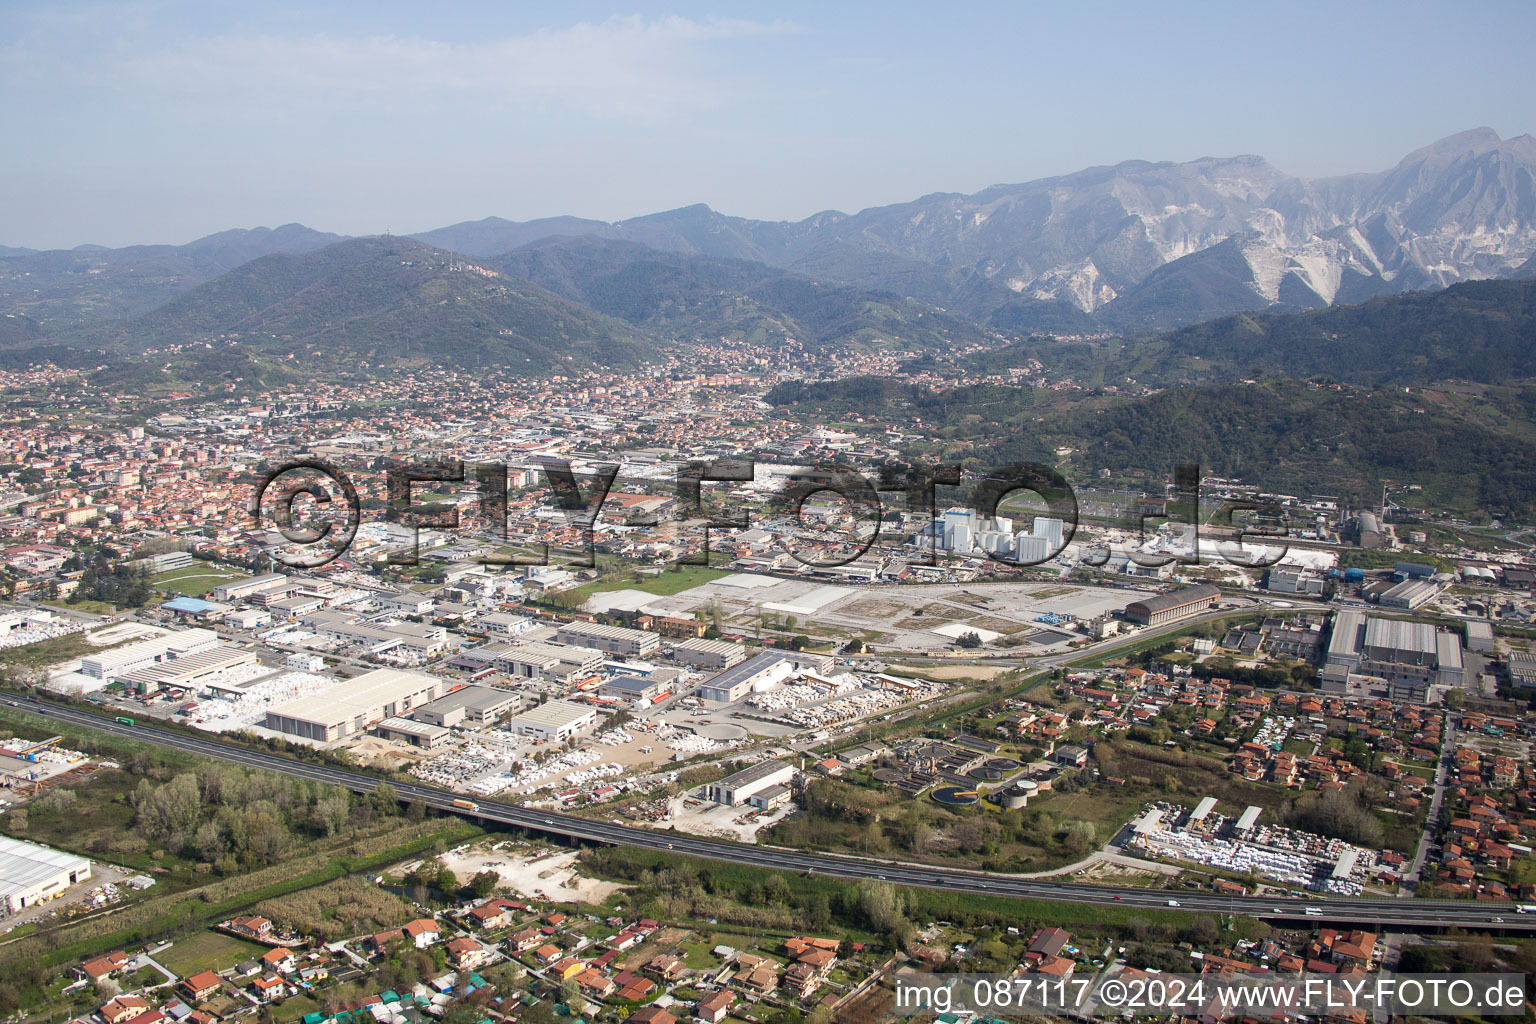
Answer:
[492,641,604,682]
[554,621,660,658]
[705,759,796,807]
[668,638,748,671]
[0,836,91,914]
[505,700,596,742]
[213,573,294,602]
[1323,612,1464,701]
[263,668,443,742]
[695,650,833,703]
[412,685,520,728]
[80,628,222,681]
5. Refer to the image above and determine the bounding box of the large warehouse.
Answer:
[1123,584,1221,626]
[506,700,597,742]
[554,622,660,658]
[696,650,834,703]
[1323,612,1465,700]
[412,685,520,728]
[263,668,443,742]
[0,836,91,913]
[80,628,222,681]
[705,760,795,807]
[668,638,748,671]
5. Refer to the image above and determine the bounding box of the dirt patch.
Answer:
[1069,859,1174,887]
[889,663,1012,682]
[418,841,626,903]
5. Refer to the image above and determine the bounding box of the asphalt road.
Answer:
[12,695,1533,934]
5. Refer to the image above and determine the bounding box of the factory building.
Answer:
[1325,613,1466,701]
[0,836,91,913]
[1464,620,1496,653]
[1378,578,1439,610]
[492,641,604,682]
[705,759,796,808]
[1326,611,1368,672]
[80,628,222,681]
[667,638,748,671]
[263,668,443,743]
[212,573,294,602]
[600,674,674,707]
[1356,513,1383,549]
[301,613,450,657]
[477,612,534,638]
[1363,618,1437,666]
[505,700,597,742]
[554,621,660,658]
[695,650,834,703]
[372,717,451,749]
[1267,567,1325,596]
[412,685,520,728]
[1122,584,1221,626]
[118,643,258,695]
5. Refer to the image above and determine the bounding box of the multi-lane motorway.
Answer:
[13,695,1532,933]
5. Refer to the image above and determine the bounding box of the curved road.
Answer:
[13,695,1531,934]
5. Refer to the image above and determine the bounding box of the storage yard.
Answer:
[1124,800,1382,895]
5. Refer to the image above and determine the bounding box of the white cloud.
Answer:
[8,13,799,121]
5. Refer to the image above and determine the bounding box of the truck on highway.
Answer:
[115,716,135,725]
[451,799,479,812]
[1517,905,1535,914]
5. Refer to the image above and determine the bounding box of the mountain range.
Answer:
[1,128,1534,373]
[416,127,1536,331]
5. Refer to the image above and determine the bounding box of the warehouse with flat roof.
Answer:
[412,685,520,728]
[668,638,748,671]
[263,668,443,742]
[696,650,833,703]
[1379,578,1439,610]
[373,717,451,749]
[0,836,91,913]
[506,699,597,741]
[705,759,795,807]
[492,641,604,682]
[118,643,258,694]
[80,628,222,681]
[1363,618,1437,666]
[1326,611,1368,670]
[554,621,660,657]
[1123,584,1221,626]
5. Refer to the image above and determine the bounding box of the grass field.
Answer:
[568,564,729,602]
[151,565,250,597]
[158,931,269,975]
[0,632,99,669]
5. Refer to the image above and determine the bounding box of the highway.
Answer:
[11,695,1533,934]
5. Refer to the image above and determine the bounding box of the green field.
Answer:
[158,931,269,975]
[151,565,250,597]
[0,632,99,669]
[568,564,729,602]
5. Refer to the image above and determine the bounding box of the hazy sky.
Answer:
[3,0,1535,249]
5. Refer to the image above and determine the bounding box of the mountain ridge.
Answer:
[6,128,1535,334]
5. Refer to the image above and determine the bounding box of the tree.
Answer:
[316,792,350,836]
[373,782,399,816]
[956,631,983,649]
[468,870,499,899]
[559,977,585,1016]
